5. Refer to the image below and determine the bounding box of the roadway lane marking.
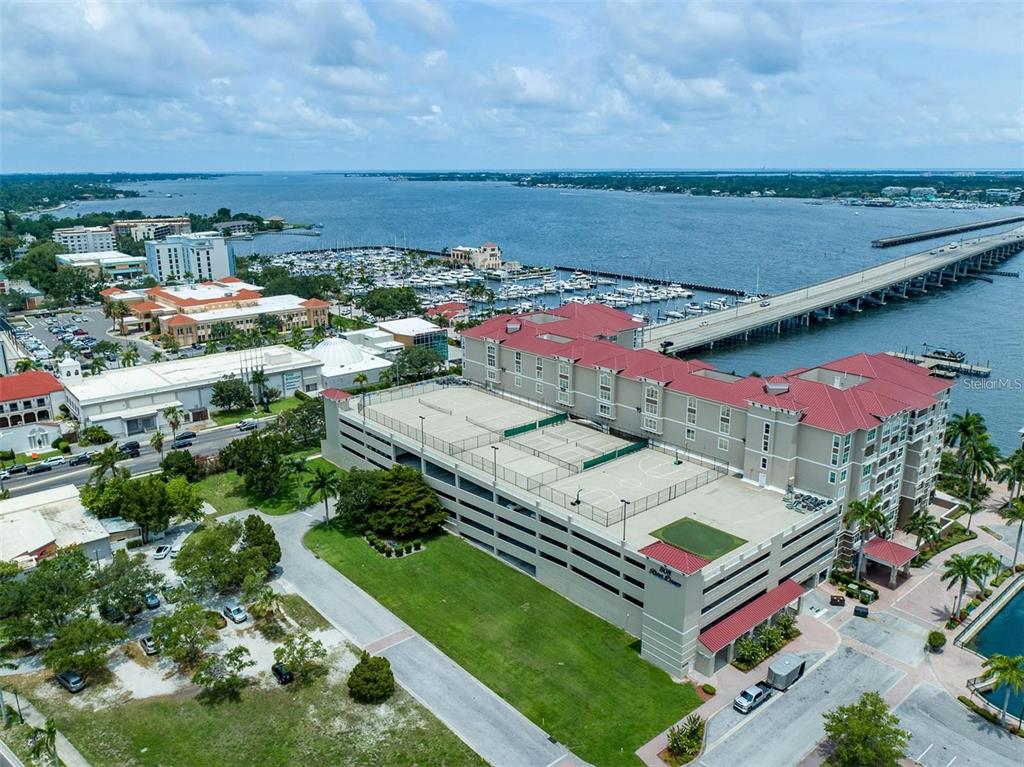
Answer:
[915,743,933,763]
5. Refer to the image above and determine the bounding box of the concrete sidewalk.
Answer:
[254,510,586,767]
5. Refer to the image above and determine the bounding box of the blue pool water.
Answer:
[970,584,1024,718]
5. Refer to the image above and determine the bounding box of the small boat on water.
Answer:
[666,310,686,319]
[923,346,966,363]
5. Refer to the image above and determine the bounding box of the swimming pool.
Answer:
[968,583,1024,718]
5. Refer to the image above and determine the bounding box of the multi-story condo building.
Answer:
[212,220,257,236]
[99,277,330,345]
[52,225,115,254]
[112,217,192,241]
[55,250,148,280]
[143,233,234,283]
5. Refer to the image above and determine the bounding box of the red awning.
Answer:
[699,579,805,653]
[321,388,352,401]
[639,541,709,575]
[862,537,916,568]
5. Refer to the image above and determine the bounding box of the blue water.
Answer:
[67,173,1024,452]
[971,586,1024,717]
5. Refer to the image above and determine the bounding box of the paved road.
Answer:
[258,510,583,767]
[645,227,1024,351]
[897,684,1024,767]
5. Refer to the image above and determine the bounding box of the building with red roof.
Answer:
[426,301,469,323]
[0,371,66,454]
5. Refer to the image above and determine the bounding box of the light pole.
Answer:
[418,415,425,450]
[571,488,582,506]
[491,445,499,485]
[620,498,631,541]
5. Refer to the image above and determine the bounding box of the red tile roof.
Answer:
[699,580,805,653]
[99,287,126,298]
[0,371,63,402]
[218,276,242,283]
[300,298,330,308]
[129,301,164,313]
[427,301,469,320]
[862,537,917,567]
[163,314,197,326]
[321,388,352,401]
[145,287,263,307]
[639,541,710,574]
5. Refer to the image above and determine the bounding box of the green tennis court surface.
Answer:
[652,518,747,560]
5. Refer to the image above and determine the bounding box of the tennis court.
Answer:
[510,422,636,468]
[651,517,747,560]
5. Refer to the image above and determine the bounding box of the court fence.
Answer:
[581,438,648,470]
[503,412,568,437]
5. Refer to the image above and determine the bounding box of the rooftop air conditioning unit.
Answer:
[764,381,790,395]
[506,320,521,333]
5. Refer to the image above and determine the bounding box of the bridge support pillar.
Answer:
[776,321,782,334]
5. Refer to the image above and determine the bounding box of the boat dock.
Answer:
[553,265,747,296]
[644,226,1024,354]
[871,215,1024,248]
[886,351,991,378]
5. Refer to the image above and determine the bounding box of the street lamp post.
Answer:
[418,415,425,450]
[620,498,631,541]
[491,445,499,485]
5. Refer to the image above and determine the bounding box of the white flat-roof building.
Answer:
[112,217,192,241]
[55,250,148,279]
[144,233,235,283]
[376,317,449,360]
[0,485,111,569]
[64,345,323,438]
[52,225,116,254]
[309,338,392,389]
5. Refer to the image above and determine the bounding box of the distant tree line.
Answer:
[0,173,215,212]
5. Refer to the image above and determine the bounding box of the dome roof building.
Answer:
[309,338,392,390]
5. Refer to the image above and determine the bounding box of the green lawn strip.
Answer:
[305,528,700,767]
[19,676,484,767]
[0,716,38,763]
[278,594,332,632]
[12,448,61,464]
[197,454,341,517]
[211,398,302,426]
[652,518,747,560]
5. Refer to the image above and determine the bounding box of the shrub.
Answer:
[57,440,71,454]
[50,436,64,449]
[347,652,395,703]
[666,714,705,759]
[80,425,113,446]
[125,538,145,550]
[757,624,784,654]
[775,612,799,640]
[957,695,1000,725]
[701,683,716,696]
[733,635,765,669]
[927,631,947,651]
[294,389,311,401]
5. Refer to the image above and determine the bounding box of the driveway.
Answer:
[253,510,583,767]
[897,684,1024,767]
[698,646,903,767]
[838,610,930,666]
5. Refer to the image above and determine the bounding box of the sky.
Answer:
[1,0,1022,173]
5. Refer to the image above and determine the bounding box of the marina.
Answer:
[886,350,992,378]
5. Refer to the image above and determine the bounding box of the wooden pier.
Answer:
[887,351,991,378]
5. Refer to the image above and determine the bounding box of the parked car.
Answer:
[170,544,182,558]
[733,681,773,714]
[236,419,256,431]
[153,545,172,560]
[7,463,28,475]
[26,463,52,475]
[99,602,125,623]
[73,329,88,336]
[56,671,86,693]
[119,441,141,453]
[170,438,193,450]
[40,455,66,467]
[177,430,197,441]
[139,636,159,656]
[69,451,95,467]
[271,663,294,685]
[144,592,160,609]
[222,602,248,624]
[118,447,141,459]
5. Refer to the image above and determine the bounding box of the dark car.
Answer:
[119,441,141,452]
[271,663,294,685]
[144,592,160,609]
[99,602,125,623]
[56,671,86,693]
[177,430,197,441]
[26,463,52,475]
[69,451,95,467]
[7,463,28,475]
[170,438,193,450]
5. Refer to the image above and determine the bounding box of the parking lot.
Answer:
[838,610,930,666]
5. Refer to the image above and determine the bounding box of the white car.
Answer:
[153,545,172,560]
[222,603,248,624]
[170,544,182,558]
[40,455,66,467]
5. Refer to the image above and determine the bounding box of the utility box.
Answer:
[767,653,806,691]
[854,605,870,618]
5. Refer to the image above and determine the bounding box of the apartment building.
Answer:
[460,304,952,542]
[0,371,65,454]
[99,278,330,345]
[111,217,192,241]
[448,242,503,270]
[55,250,148,280]
[143,233,234,282]
[52,225,115,254]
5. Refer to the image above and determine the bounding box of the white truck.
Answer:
[733,681,773,714]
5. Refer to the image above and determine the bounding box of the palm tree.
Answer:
[110,300,130,335]
[204,339,220,355]
[311,323,327,344]
[945,410,987,451]
[30,716,58,765]
[150,430,165,458]
[996,448,1024,503]
[289,456,309,505]
[843,493,888,580]
[980,654,1024,726]
[904,510,941,551]
[353,373,368,392]
[151,350,164,363]
[941,553,983,619]
[89,356,107,375]
[959,437,1000,530]
[163,406,184,439]
[249,368,268,408]
[305,466,342,524]
[977,551,1003,590]
[120,344,139,368]
[999,498,1024,571]
[90,445,122,485]
[959,499,983,535]
[288,326,305,349]
[14,358,39,373]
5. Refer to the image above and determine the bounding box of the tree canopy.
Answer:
[80,474,203,542]
[822,691,908,767]
[358,286,420,318]
[211,375,254,412]
[173,516,280,594]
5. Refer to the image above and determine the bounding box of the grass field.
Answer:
[652,517,747,560]
[18,674,484,767]
[211,397,302,426]
[305,528,701,766]
[12,448,61,464]
[279,593,332,632]
[197,455,340,516]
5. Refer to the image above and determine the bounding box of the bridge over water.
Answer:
[643,227,1024,354]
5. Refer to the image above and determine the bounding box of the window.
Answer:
[536,358,543,377]
[862,462,873,478]
[828,471,837,484]
[598,402,612,418]
[514,375,522,388]
[761,422,772,452]
[685,427,695,441]
[840,469,848,483]
[642,415,659,433]
[719,406,731,435]
[717,437,728,452]
[513,351,522,373]
[644,385,659,416]
[760,456,768,470]
[536,381,543,395]
[485,344,497,368]
[686,396,696,424]
[830,435,841,467]
[598,373,612,402]
[557,362,571,404]
[842,433,852,465]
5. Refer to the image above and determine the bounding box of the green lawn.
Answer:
[279,593,332,632]
[20,674,484,767]
[211,397,302,426]
[305,528,701,766]
[197,454,341,517]
[652,517,747,560]
[12,448,60,463]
